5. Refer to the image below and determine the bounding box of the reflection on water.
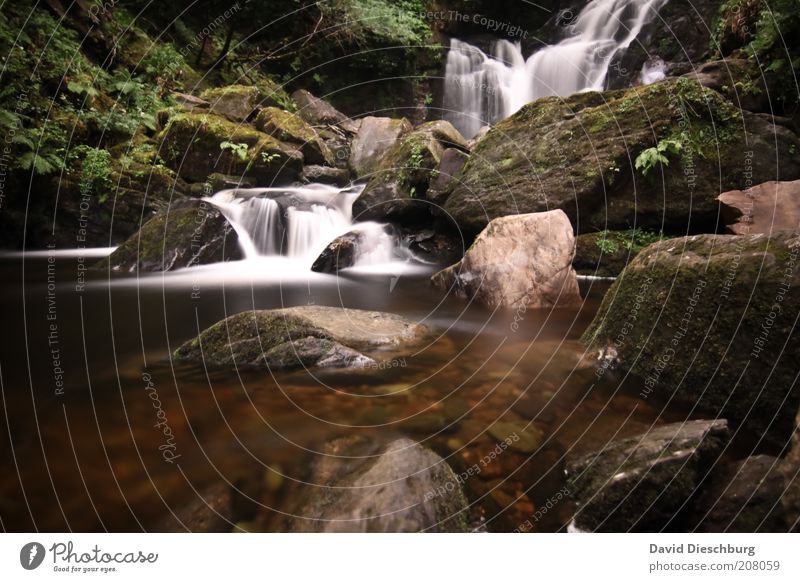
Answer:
[0,252,687,532]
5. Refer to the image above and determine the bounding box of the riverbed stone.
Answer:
[291,89,349,127]
[427,147,469,206]
[173,306,426,369]
[431,210,582,310]
[311,231,362,273]
[95,199,241,272]
[273,436,469,532]
[567,419,730,532]
[719,180,800,235]
[444,78,800,235]
[199,83,292,122]
[582,232,800,445]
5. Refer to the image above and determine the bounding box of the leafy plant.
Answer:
[596,236,619,254]
[260,151,280,164]
[77,147,113,201]
[635,138,683,176]
[220,141,249,161]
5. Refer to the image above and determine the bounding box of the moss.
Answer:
[254,107,333,165]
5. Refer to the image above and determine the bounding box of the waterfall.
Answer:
[443,0,668,137]
[205,184,402,270]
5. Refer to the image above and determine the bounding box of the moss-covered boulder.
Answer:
[352,120,468,221]
[582,232,800,445]
[782,407,800,530]
[173,306,426,370]
[444,78,800,236]
[567,420,730,532]
[254,107,333,165]
[199,83,293,122]
[272,436,469,532]
[95,199,241,273]
[157,112,303,183]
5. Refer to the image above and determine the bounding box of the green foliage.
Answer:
[76,147,113,201]
[261,151,280,164]
[635,138,683,176]
[220,141,249,161]
[407,142,425,171]
[595,229,663,254]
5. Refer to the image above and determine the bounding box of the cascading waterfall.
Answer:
[204,184,402,271]
[443,0,668,137]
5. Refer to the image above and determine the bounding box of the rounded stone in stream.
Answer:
[488,421,545,454]
[567,419,730,532]
[173,306,426,370]
[311,231,361,273]
[274,436,469,532]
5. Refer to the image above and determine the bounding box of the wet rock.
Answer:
[582,232,800,445]
[567,419,730,532]
[444,78,800,236]
[274,436,469,532]
[431,210,582,310]
[254,107,333,165]
[719,180,800,235]
[173,306,426,369]
[781,407,800,531]
[301,165,350,186]
[311,231,361,273]
[488,421,544,454]
[95,199,241,273]
[348,116,412,179]
[683,59,777,113]
[696,455,788,532]
[262,336,375,370]
[427,148,469,206]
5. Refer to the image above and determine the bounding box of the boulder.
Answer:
[431,210,582,310]
[782,407,800,531]
[301,165,350,186]
[291,89,349,127]
[172,92,210,111]
[311,231,361,273]
[95,199,241,273]
[348,116,412,178]
[352,120,469,221]
[273,436,469,532]
[254,107,333,165]
[427,148,470,206]
[683,59,777,113]
[567,420,730,532]
[719,180,800,235]
[199,83,292,122]
[444,78,800,235]
[695,455,788,532]
[157,112,303,183]
[582,232,800,445]
[172,306,426,369]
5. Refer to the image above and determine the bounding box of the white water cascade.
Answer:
[443,0,668,137]
[204,183,406,272]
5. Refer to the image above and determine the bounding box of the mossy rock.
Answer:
[199,83,293,122]
[95,199,241,273]
[173,306,427,369]
[444,78,800,236]
[582,232,800,445]
[352,120,468,222]
[254,107,333,165]
[568,420,730,532]
[157,111,303,183]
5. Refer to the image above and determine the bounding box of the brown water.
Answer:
[0,252,691,532]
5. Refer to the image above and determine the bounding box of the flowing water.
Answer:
[443,0,669,137]
[0,182,713,532]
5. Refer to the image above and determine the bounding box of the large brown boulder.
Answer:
[431,210,582,310]
[719,180,800,235]
[443,78,800,236]
[254,107,333,165]
[348,116,412,178]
